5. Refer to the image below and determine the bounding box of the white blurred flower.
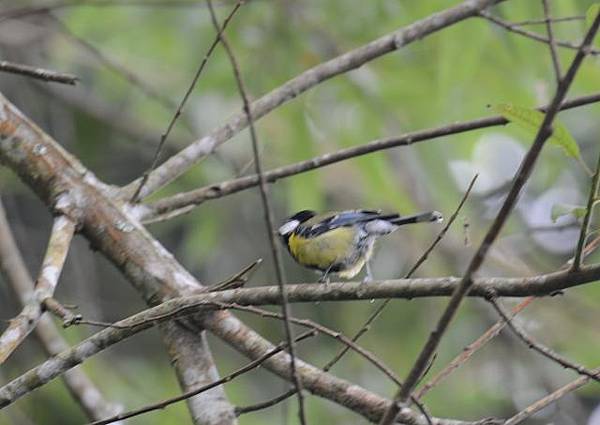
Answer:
[450,132,525,194]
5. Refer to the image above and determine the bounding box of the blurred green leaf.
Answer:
[551,203,587,222]
[493,103,581,159]
[587,4,600,27]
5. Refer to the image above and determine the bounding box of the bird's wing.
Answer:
[299,209,394,237]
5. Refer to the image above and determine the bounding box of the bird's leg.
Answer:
[319,265,333,284]
[362,261,373,284]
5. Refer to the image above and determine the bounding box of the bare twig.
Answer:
[504,368,598,425]
[129,0,244,202]
[572,151,600,270]
[122,0,506,201]
[207,258,263,292]
[488,296,600,382]
[0,200,123,421]
[415,297,534,400]
[159,322,237,425]
[512,15,584,27]
[0,215,75,364]
[235,389,296,417]
[481,11,600,55]
[49,15,185,118]
[142,91,600,222]
[0,60,78,85]
[378,11,600,425]
[89,330,316,425]
[542,0,562,83]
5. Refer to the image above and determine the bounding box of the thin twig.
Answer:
[480,11,600,55]
[378,11,600,425]
[512,15,584,27]
[235,389,296,416]
[504,368,598,425]
[129,0,244,202]
[0,60,78,85]
[572,151,600,270]
[415,296,535,400]
[487,296,600,383]
[542,0,562,83]
[0,215,75,364]
[49,15,187,120]
[142,91,600,222]
[89,330,316,425]
[204,1,306,422]
[207,258,263,292]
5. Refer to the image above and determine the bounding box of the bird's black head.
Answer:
[277,210,316,242]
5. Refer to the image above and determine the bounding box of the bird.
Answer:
[277,209,443,283]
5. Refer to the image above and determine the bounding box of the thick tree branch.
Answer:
[0,93,236,424]
[159,322,238,425]
[122,0,505,200]
[0,214,75,364]
[141,91,600,222]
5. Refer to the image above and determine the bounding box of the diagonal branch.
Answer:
[415,297,535,400]
[504,367,599,425]
[487,297,600,382]
[89,330,316,425]
[572,150,600,270]
[0,199,123,421]
[122,0,505,201]
[141,91,600,222]
[0,214,75,365]
[129,0,244,202]
[481,11,600,55]
[378,11,600,425]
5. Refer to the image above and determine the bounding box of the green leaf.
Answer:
[586,4,600,28]
[551,203,587,222]
[493,103,581,159]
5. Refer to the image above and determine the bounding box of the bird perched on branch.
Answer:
[278,209,443,283]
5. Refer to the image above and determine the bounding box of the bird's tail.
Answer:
[388,211,443,226]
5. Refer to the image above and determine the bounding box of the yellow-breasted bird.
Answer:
[278,209,442,283]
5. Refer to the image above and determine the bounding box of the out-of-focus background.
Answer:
[1,1,600,424]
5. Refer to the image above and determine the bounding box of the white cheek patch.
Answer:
[278,220,300,235]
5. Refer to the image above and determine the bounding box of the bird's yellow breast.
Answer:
[288,227,357,271]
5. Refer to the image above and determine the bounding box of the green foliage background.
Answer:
[2,1,600,424]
